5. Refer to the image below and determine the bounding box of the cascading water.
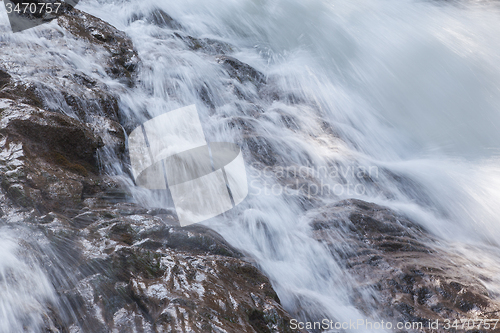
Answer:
[0,226,60,333]
[2,0,500,331]
[0,232,51,332]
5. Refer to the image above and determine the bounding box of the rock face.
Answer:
[0,99,103,212]
[40,202,292,333]
[0,8,138,121]
[311,199,500,332]
[216,56,266,86]
[57,9,139,87]
[0,9,293,333]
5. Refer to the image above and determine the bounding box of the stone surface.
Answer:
[57,9,139,87]
[40,205,293,333]
[174,32,236,55]
[217,56,266,86]
[0,8,138,122]
[129,8,183,30]
[311,199,500,332]
[0,99,106,213]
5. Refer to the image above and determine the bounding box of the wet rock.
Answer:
[217,56,266,86]
[72,211,99,228]
[0,81,45,110]
[90,115,126,160]
[0,69,10,89]
[311,199,500,332]
[0,100,102,166]
[129,8,182,30]
[147,8,181,29]
[68,249,293,332]
[0,9,138,124]
[12,186,294,333]
[58,9,139,87]
[164,225,244,257]
[0,99,106,212]
[173,32,235,55]
[0,77,121,123]
[47,204,294,333]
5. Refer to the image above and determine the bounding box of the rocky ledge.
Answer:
[311,199,500,333]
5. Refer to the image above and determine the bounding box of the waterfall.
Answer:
[2,0,500,331]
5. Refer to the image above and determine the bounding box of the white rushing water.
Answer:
[2,0,500,331]
[0,228,57,333]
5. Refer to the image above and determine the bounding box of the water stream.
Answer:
[2,0,500,331]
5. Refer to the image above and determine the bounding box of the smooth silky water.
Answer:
[2,0,500,331]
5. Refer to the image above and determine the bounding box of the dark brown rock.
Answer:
[129,8,182,30]
[0,100,102,165]
[164,224,244,258]
[40,202,295,333]
[0,99,108,213]
[311,199,500,332]
[217,55,266,86]
[57,9,139,87]
[0,69,10,89]
[0,75,292,333]
[173,32,235,55]
[0,9,139,123]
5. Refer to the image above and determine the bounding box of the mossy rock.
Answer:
[51,152,89,176]
[110,248,165,281]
